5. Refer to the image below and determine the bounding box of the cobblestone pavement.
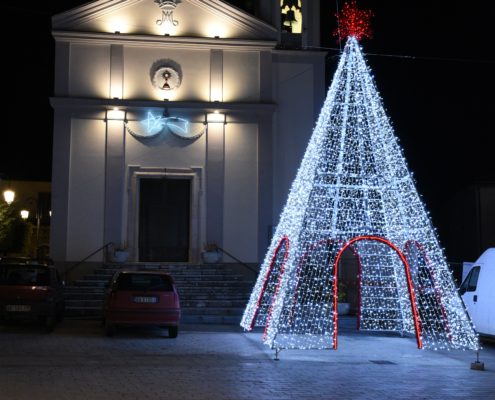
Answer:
[1,320,494,400]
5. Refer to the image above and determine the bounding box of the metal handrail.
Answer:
[216,246,258,274]
[64,242,114,281]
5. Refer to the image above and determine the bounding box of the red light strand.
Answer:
[334,0,373,42]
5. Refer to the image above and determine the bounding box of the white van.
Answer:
[460,248,495,337]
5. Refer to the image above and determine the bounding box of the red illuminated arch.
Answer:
[403,240,452,342]
[248,236,290,331]
[332,235,423,350]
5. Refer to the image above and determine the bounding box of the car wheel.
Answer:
[45,316,56,333]
[168,326,178,338]
[104,320,115,337]
[56,303,65,322]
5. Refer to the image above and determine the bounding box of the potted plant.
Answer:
[112,244,129,263]
[201,243,221,264]
[337,281,350,315]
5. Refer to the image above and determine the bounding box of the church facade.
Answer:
[50,0,325,265]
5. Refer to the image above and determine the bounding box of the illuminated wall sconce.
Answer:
[107,18,128,34]
[206,111,226,124]
[3,189,15,205]
[110,83,123,100]
[20,210,29,220]
[106,107,126,121]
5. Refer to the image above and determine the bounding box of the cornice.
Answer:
[52,30,277,51]
[50,97,277,114]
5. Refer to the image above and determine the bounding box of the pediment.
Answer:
[53,0,277,40]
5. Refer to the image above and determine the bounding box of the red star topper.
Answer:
[334,0,374,42]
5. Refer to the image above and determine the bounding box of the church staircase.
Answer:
[63,264,256,324]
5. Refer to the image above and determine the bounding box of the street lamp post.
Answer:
[3,190,44,258]
[3,189,14,205]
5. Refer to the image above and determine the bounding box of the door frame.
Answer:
[127,166,204,263]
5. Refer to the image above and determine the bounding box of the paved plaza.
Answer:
[1,319,494,400]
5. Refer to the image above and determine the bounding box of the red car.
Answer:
[103,270,181,337]
[0,258,65,331]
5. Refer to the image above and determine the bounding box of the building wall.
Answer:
[66,119,105,261]
[272,52,325,225]
[223,51,260,102]
[69,44,110,98]
[123,47,211,101]
[51,0,325,264]
[438,182,495,263]
[223,123,258,261]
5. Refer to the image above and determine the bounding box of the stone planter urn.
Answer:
[112,250,129,263]
[201,244,221,264]
[201,250,221,264]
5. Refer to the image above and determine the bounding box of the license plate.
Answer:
[133,296,158,304]
[6,305,31,312]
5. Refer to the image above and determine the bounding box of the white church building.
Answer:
[50,0,325,265]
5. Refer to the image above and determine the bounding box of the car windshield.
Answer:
[116,273,173,291]
[0,265,50,286]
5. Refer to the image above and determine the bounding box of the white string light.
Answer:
[241,36,479,352]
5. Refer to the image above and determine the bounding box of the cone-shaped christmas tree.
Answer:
[241,4,479,352]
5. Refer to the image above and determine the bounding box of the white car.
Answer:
[460,248,495,338]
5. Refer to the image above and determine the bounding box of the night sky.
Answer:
[1,1,494,260]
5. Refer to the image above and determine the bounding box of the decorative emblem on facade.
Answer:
[150,59,182,91]
[154,0,181,27]
[126,112,206,140]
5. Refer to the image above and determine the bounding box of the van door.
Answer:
[460,266,482,331]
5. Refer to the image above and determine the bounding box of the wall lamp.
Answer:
[206,110,226,124]
[105,107,126,121]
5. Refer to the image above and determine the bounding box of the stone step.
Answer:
[181,315,241,325]
[64,286,105,294]
[64,292,105,300]
[66,299,103,308]
[82,275,113,281]
[101,264,243,272]
[65,306,245,319]
[65,291,250,301]
[177,291,252,298]
[181,307,245,316]
[72,280,108,288]
[64,287,249,298]
[94,267,246,275]
[181,300,248,308]
[177,293,250,298]
[66,299,247,309]
[85,273,245,282]
[64,263,256,323]
[176,281,253,287]
[65,306,102,317]
[73,277,253,288]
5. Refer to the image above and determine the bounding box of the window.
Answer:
[0,265,50,286]
[116,273,173,292]
[459,266,480,294]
